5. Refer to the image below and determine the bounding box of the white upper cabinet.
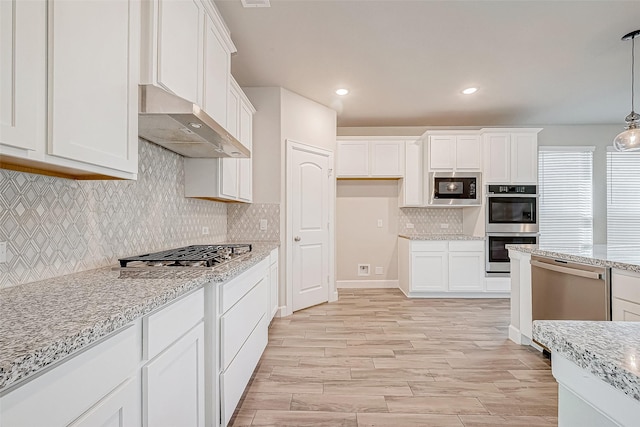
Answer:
[184,77,255,203]
[0,0,45,153]
[399,139,423,207]
[0,0,139,180]
[48,0,139,175]
[141,0,235,131]
[483,129,540,184]
[336,139,404,178]
[427,133,481,172]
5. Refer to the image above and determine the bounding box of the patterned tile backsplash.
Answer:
[0,140,228,289]
[228,203,280,242]
[398,208,463,234]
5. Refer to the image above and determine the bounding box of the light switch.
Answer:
[259,219,268,231]
[375,266,383,275]
[406,223,415,229]
[377,219,383,228]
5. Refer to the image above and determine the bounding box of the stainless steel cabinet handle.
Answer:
[530,260,602,280]
[294,236,301,242]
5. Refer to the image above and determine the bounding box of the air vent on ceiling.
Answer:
[241,0,270,7]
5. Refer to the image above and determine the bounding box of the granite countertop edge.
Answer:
[506,244,640,274]
[399,234,485,241]
[532,320,640,402]
[0,241,279,392]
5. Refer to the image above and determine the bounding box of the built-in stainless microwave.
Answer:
[428,172,481,206]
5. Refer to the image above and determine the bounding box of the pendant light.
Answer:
[614,29,640,151]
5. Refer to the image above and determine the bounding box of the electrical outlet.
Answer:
[375,266,383,275]
[377,219,383,228]
[406,223,415,229]
[259,219,267,231]
[358,264,370,276]
[0,242,6,263]
[440,223,449,229]
[202,226,210,235]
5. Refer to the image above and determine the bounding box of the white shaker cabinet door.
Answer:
[0,0,45,152]
[156,0,203,104]
[455,135,481,171]
[336,141,369,177]
[370,140,404,177]
[203,12,230,127]
[448,252,484,291]
[48,0,138,174]
[143,323,205,427]
[238,100,254,202]
[483,133,511,184]
[428,135,456,171]
[400,139,423,207]
[68,377,140,427]
[510,133,538,184]
[411,252,448,292]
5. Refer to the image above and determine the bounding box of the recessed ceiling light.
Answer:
[241,0,270,7]
[335,88,349,96]
[462,87,478,95]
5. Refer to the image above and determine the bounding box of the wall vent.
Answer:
[241,0,270,7]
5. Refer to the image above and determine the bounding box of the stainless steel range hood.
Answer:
[138,84,250,158]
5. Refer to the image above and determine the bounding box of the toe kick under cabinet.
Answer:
[399,238,503,298]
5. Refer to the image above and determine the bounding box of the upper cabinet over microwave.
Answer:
[427,132,481,172]
[336,139,405,178]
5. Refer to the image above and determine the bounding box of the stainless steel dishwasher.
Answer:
[531,255,611,322]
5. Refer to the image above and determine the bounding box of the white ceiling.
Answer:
[214,0,640,128]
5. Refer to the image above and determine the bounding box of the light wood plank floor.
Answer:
[230,288,558,427]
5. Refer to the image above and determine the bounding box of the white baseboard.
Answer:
[509,325,522,344]
[336,280,399,289]
[406,291,510,299]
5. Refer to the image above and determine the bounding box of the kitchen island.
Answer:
[533,320,640,427]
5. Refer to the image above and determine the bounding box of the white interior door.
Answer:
[289,141,331,312]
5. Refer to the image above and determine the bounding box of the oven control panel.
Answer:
[487,185,537,194]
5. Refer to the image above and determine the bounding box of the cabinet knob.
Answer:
[294,236,301,242]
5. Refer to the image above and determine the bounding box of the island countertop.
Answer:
[506,244,640,274]
[0,242,278,392]
[533,320,640,402]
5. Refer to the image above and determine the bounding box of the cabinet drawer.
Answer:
[411,241,448,252]
[221,258,269,313]
[221,276,267,370]
[0,324,140,427]
[220,315,268,427]
[449,240,484,252]
[612,270,640,305]
[144,288,204,360]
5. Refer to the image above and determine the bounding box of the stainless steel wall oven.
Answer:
[485,185,538,275]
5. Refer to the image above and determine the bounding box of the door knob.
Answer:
[294,236,301,242]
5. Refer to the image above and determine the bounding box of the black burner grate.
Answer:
[118,244,252,267]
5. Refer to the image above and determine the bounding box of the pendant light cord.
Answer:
[632,35,635,114]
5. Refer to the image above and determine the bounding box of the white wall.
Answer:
[243,87,282,204]
[337,180,399,282]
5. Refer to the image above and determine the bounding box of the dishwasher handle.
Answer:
[530,259,603,280]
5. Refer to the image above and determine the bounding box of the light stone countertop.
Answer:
[533,320,640,402]
[0,242,278,392]
[399,234,485,241]
[506,244,640,274]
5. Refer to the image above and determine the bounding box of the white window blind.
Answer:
[607,149,640,245]
[538,147,594,246]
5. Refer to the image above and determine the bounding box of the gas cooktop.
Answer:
[118,244,252,268]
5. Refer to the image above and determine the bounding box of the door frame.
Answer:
[284,139,336,316]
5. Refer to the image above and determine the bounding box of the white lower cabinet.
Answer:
[218,258,269,426]
[143,324,205,427]
[142,289,205,427]
[399,238,494,297]
[68,376,140,427]
[0,324,142,427]
[269,248,279,320]
[612,269,640,321]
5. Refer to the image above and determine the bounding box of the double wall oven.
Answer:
[485,185,538,275]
